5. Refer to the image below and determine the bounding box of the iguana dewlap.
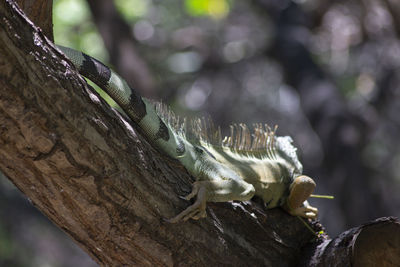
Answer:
[57,45,318,222]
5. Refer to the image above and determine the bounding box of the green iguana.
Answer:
[57,45,318,223]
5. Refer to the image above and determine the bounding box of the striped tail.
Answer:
[57,45,186,159]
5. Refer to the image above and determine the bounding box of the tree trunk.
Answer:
[0,1,318,266]
[1,1,399,266]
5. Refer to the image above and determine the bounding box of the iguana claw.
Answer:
[285,175,318,219]
[182,182,201,201]
[167,183,207,223]
[289,204,318,219]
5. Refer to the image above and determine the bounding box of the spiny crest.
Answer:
[190,116,222,145]
[155,101,187,136]
[221,123,278,155]
[189,117,280,159]
[154,102,301,171]
[155,101,278,152]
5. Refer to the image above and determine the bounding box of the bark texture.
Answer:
[0,1,317,266]
[1,1,399,266]
[301,217,400,267]
[15,0,52,40]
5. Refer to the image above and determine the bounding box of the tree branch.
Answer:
[0,1,321,266]
[301,217,400,266]
[15,0,53,40]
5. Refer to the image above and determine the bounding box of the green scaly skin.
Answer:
[58,45,318,222]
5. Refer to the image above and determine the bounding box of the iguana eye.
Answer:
[194,146,204,154]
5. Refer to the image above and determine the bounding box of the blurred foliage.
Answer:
[3,0,400,265]
[53,0,118,107]
[0,221,15,265]
[54,0,105,59]
[185,0,231,19]
[114,0,149,21]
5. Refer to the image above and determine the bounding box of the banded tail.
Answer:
[57,45,186,159]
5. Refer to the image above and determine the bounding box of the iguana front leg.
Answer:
[284,175,318,219]
[168,181,207,223]
[168,163,256,223]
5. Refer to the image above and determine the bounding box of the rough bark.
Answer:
[2,1,399,266]
[301,217,400,267]
[0,1,318,266]
[15,0,52,40]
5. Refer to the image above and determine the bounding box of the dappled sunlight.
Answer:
[3,0,400,265]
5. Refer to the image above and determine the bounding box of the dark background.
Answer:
[1,0,400,266]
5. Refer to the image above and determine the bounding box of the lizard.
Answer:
[57,45,318,223]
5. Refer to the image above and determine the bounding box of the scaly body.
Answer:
[58,45,318,222]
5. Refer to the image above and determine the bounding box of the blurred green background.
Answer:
[2,0,400,265]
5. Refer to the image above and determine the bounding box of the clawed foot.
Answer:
[166,182,207,223]
[288,204,318,219]
[285,175,318,219]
